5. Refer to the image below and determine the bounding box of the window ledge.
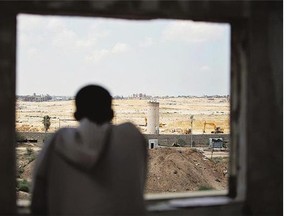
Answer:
[145,190,239,212]
[18,191,236,214]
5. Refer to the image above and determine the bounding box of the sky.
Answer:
[16,14,230,97]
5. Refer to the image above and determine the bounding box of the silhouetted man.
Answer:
[31,85,147,215]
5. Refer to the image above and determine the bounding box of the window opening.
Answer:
[16,14,231,202]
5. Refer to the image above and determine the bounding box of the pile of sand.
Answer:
[21,161,36,181]
[145,147,228,193]
[17,147,228,194]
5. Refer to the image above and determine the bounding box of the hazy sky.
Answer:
[17,14,230,97]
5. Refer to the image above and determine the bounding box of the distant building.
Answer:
[19,94,52,102]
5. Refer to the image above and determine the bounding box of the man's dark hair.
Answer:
[74,85,114,124]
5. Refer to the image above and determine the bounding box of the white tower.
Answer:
[147,101,159,134]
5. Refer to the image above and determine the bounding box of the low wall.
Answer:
[17,132,53,144]
[17,132,230,147]
[145,134,229,147]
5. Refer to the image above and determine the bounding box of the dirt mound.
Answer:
[21,161,35,180]
[17,146,228,194]
[145,147,228,193]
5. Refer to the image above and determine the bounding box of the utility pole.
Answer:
[190,115,194,147]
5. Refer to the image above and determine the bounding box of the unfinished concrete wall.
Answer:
[0,13,16,214]
[245,2,283,215]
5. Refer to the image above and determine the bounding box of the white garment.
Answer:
[31,119,147,215]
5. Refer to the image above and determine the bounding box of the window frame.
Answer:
[144,20,249,212]
[0,1,251,214]
[17,16,247,213]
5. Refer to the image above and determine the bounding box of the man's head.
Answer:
[74,85,114,124]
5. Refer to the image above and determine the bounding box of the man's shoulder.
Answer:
[114,122,144,138]
[51,127,78,144]
[116,122,137,130]
[53,127,73,137]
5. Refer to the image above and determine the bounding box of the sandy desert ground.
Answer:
[16,97,230,134]
[16,97,230,200]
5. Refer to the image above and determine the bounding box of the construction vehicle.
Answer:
[203,121,224,134]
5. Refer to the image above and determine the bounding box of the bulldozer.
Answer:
[203,121,224,134]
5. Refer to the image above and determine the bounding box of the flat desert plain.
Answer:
[16,97,230,134]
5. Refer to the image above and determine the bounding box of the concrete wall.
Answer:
[17,132,230,147]
[0,13,16,214]
[146,134,229,147]
[17,132,53,143]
